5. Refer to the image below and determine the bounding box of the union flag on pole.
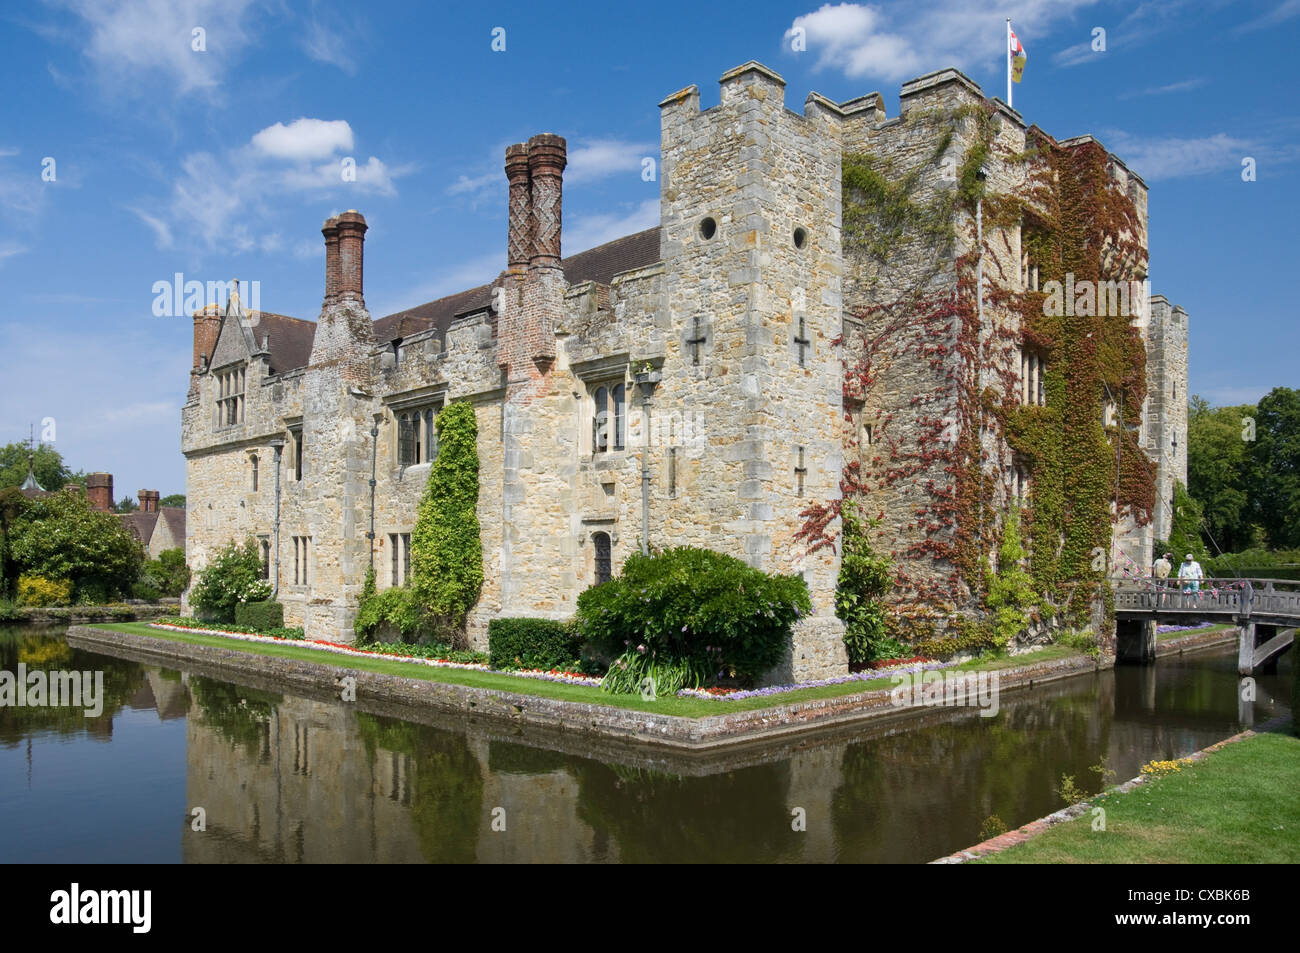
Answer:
[1010,28,1027,83]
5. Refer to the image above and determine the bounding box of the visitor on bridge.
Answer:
[1178,553,1203,593]
[1154,552,1172,587]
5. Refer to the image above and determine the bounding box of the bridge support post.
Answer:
[1237,621,1256,675]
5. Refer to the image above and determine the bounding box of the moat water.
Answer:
[0,624,1292,863]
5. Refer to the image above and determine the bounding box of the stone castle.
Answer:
[182,61,1188,681]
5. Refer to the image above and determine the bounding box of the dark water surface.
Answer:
[0,624,1292,863]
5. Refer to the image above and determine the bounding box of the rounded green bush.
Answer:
[576,546,810,689]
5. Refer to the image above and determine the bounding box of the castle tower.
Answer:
[1144,295,1190,547]
[659,63,848,681]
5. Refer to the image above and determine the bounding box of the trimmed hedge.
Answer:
[488,617,581,670]
[234,600,285,632]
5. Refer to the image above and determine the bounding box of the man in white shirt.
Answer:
[1177,553,1203,593]
[1153,552,1172,587]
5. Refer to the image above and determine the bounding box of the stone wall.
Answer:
[181,59,1178,680]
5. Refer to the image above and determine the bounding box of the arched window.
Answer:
[250,454,259,492]
[593,532,612,585]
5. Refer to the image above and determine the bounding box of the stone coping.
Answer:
[930,714,1293,864]
[67,624,1104,753]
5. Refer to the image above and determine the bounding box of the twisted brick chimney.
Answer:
[499,135,566,376]
[527,133,566,267]
[505,143,532,276]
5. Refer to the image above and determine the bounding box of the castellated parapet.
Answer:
[181,60,1187,681]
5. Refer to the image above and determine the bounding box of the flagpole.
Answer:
[1006,18,1012,108]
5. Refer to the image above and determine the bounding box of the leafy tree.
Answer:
[114,495,139,513]
[835,500,897,663]
[0,442,83,492]
[1158,481,1209,566]
[137,548,190,600]
[0,487,32,598]
[1249,387,1300,549]
[984,508,1037,648]
[9,491,143,601]
[159,494,186,509]
[410,402,482,643]
[189,537,272,622]
[1187,396,1255,552]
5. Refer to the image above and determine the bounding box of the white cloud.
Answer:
[566,140,657,185]
[48,0,260,97]
[1104,131,1251,180]
[133,121,410,253]
[0,241,28,264]
[785,1,1104,83]
[251,119,355,161]
[278,156,402,196]
[565,199,659,254]
[448,169,501,196]
[301,17,358,73]
[129,206,174,249]
[1118,77,1206,99]
[448,138,656,199]
[1234,0,1300,33]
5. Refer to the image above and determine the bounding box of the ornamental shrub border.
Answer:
[139,621,967,702]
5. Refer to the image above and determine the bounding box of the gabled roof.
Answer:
[158,506,186,541]
[120,510,159,543]
[247,311,317,374]
[235,227,663,372]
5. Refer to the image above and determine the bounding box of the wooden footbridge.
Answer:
[1111,577,1298,674]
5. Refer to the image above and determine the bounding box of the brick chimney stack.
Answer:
[335,210,368,305]
[322,215,341,306]
[527,134,566,267]
[505,143,532,276]
[86,473,113,512]
[189,304,221,398]
[138,489,160,513]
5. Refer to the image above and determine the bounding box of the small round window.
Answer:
[699,217,717,240]
[793,227,808,249]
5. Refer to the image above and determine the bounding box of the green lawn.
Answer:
[982,730,1300,863]
[81,622,1089,719]
[1156,622,1236,641]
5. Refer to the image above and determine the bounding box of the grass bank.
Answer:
[88,622,1087,719]
[982,730,1300,863]
[1157,622,1235,642]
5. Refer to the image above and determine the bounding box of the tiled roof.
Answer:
[246,311,317,375]
[120,511,159,543]
[261,226,663,369]
[159,507,186,542]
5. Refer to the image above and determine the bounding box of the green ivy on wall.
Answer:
[411,401,483,643]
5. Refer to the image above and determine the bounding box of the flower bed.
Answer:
[1155,621,1215,635]
[145,621,959,702]
[675,656,956,700]
[146,621,598,686]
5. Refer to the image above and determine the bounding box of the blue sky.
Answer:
[1,0,1296,499]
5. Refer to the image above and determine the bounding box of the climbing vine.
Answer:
[803,99,1155,655]
[411,400,483,644]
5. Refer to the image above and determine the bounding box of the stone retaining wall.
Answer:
[68,623,1102,751]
